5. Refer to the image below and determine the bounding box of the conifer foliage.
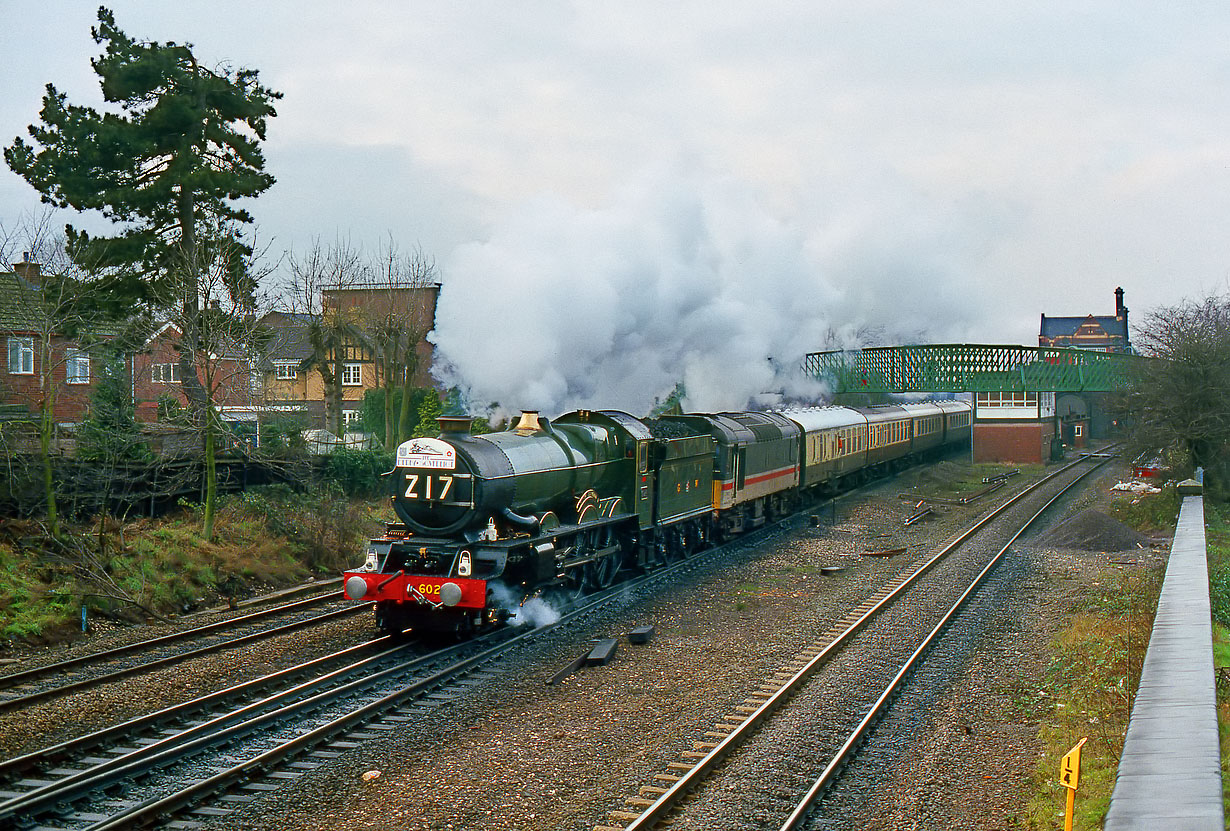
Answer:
[5,8,279,306]
[5,7,281,538]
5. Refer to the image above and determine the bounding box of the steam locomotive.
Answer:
[342,401,972,636]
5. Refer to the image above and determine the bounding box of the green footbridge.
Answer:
[802,344,1140,394]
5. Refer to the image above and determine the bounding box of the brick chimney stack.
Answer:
[1115,287,1130,352]
[12,252,41,283]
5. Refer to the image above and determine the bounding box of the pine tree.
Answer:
[6,7,280,539]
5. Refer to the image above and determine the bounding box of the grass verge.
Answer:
[0,484,390,645]
[1205,503,1230,820]
[1020,486,1173,829]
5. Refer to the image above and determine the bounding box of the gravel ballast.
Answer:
[1,457,1161,830]
[203,460,1156,831]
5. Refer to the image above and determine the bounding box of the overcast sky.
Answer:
[3,2,1229,413]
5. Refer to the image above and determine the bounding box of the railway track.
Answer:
[600,449,1117,830]
[0,522,747,830]
[0,452,1053,829]
[0,583,354,714]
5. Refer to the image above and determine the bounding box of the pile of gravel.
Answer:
[1035,508,1149,552]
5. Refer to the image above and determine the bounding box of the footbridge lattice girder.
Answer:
[801,344,1139,394]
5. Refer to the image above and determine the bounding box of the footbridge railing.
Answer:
[802,344,1140,394]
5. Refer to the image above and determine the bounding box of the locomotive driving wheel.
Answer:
[581,526,619,591]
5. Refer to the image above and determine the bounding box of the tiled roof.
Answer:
[259,311,317,362]
[0,270,52,332]
[1040,314,1128,340]
[0,269,128,338]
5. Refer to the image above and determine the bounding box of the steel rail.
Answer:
[779,450,1114,829]
[0,632,397,782]
[0,586,344,691]
[621,450,1114,830]
[0,633,462,825]
[0,603,362,714]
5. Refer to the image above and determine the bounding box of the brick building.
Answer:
[973,288,1130,463]
[0,256,116,425]
[1038,287,1131,353]
[132,322,257,424]
[256,283,441,433]
[972,391,1058,464]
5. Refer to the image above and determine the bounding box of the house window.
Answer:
[343,409,364,430]
[66,348,90,384]
[274,361,297,380]
[152,363,181,383]
[342,363,362,386]
[7,337,33,375]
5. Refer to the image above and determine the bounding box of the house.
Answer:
[131,322,257,425]
[321,284,439,389]
[1038,287,1132,353]
[0,255,116,425]
[256,309,371,432]
[256,282,441,432]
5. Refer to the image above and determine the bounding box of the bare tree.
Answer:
[155,224,277,540]
[353,236,438,447]
[1123,291,1230,495]
[281,239,367,438]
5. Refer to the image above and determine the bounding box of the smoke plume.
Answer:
[431,164,983,417]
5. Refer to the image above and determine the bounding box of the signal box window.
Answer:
[342,363,363,386]
[274,361,297,380]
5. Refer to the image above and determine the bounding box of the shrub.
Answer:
[321,448,394,498]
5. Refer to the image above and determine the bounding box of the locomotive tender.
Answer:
[342,401,972,635]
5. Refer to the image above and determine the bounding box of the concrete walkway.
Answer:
[1103,491,1224,830]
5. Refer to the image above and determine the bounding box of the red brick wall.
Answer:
[133,330,252,423]
[0,334,108,423]
[973,422,1056,464]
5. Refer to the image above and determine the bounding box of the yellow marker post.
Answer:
[1059,737,1088,831]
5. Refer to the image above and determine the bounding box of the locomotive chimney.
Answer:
[514,410,542,434]
[437,415,473,435]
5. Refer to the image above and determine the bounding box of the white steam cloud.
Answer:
[431,164,985,417]
[486,582,562,628]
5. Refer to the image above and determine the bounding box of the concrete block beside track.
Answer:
[1104,494,1224,830]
